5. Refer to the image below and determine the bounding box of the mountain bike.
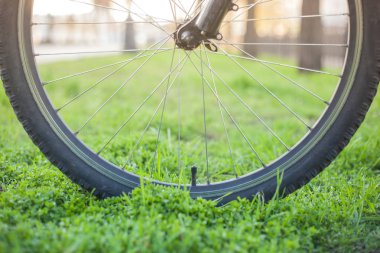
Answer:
[1,0,379,204]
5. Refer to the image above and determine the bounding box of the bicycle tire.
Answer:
[0,0,379,204]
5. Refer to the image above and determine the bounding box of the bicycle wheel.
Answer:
[0,0,379,204]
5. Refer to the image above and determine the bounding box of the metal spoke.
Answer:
[35,48,171,57]
[207,50,341,77]
[216,42,348,47]
[221,0,276,29]
[98,52,188,155]
[224,13,349,23]
[75,37,171,134]
[123,53,188,170]
[186,52,267,168]
[127,0,175,23]
[237,0,275,9]
[168,0,188,16]
[169,0,178,26]
[185,0,198,20]
[57,50,171,111]
[125,1,174,36]
[202,44,238,178]
[43,52,166,86]
[222,39,330,104]
[68,0,128,13]
[177,54,183,176]
[215,46,313,129]
[69,0,172,23]
[174,0,188,15]
[187,0,205,20]
[32,21,173,25]
[151,46,178,176]
[42,37,170,85]
[69,0,173,35]
[192,50,290,149]
[122,96,167,170]
[199,49,210,185]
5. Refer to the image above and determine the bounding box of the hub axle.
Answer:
[175,0,237,51]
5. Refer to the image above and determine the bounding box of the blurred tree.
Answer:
[93,0,112,15]
[65,15,76,45]
[124,0,136,50]
[41,14,55,44]
[243,0,258,56]
[93,0,136,49]
[94,0,110,5]
[93,0,112,44]
[298,0,323,71]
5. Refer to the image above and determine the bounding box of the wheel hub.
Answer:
[174,0,237,51]
[175,24,204,51]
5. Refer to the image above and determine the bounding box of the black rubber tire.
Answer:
[1,0,379,204]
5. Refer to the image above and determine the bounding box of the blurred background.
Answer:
[32,0,348,69]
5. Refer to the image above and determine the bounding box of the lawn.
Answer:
[0,53,379,252]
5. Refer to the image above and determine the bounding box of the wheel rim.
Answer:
[18,0,362,196]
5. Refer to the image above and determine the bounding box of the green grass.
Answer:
[0,54,380,252]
